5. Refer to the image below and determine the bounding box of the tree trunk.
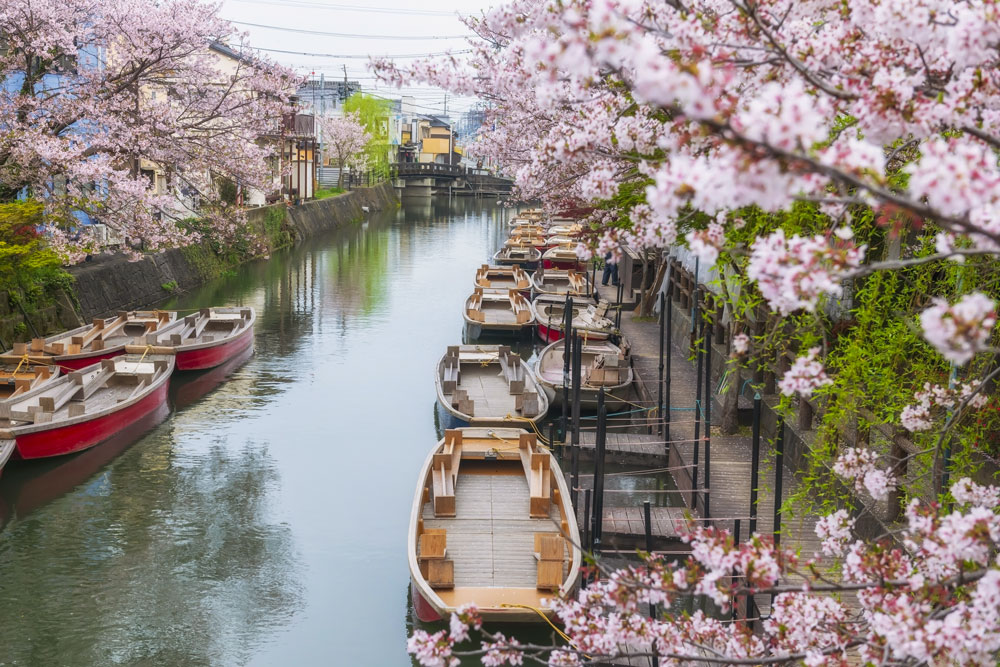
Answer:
[638,253,667,317]
[337,157,344,189]
[721,357,739,435]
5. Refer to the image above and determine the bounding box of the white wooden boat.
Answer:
[493,245,542,269]
[510,224,547,239]
[125,307,255,371]
[532,339,633,410]
[464,289,535,339]
[531,268,594,299]
[531,296,615,343]
[0,311,176,371]
[409,428,581,622]
[474,264,532,292]
[547,223,582,236]
[542,243,585,270]
[504,235,547,249]
[435,345,549,428]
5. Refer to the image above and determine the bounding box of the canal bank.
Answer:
[70,183,396,320]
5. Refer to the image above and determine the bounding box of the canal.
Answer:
[0,197,673,666]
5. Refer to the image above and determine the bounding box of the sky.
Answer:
[217,0,495,118]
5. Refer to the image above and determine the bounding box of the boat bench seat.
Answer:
[442,363,461,394]
[419,529,454,589]
[515,390,539,417]
[450,389,474,417]
[431,430,462,517]
[535,533,565,591]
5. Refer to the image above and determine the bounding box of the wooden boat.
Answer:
[0,354,174,460]
[532,339,633,410]
[0,311,176,371]
[493,245,542,270]
[504,235,547,250]
[435,345,549,429]
[0,364,60,401]
[0,438,13,479]
[531,268,595,299]
[531,296,615,343]
[464,289,535,339]
[542,243,586,271]
[474,264,532,292]
[409,428,581,622]
[547,223,582,236]
[125,307,255,371]
[520,208,546,221]
[510,224,547,238]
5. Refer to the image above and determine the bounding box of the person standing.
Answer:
[601,251,619,286]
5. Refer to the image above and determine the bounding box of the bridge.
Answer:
[395,162,514,197]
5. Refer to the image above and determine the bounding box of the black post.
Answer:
[571,331,582,449]
[592,388,607,547]
[692,314,703,511]
[703,316,711,523]
[561,296,573,439]
[571,440,579,512]
[732,518,742,621]
[658,290,665,437]
[549,420,558,456]
[583,488,592,554]
[664,269,672,450]
[643,500,653,552]
[591,261,597,302]
[773,417,785,548]
[615,279,623,329]
[749,393,762,536]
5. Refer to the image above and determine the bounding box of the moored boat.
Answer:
[542,243,586,270]
[0,364,60,401]
[0,354,174,460]
[125,307,255,371]
[435,345,549,428]
[531,296,615,343]
[409,428,581,622]
[509,224,547,238]
[473,264,531,292]
[531,267,595,299]
[0,438,13,479]
[532,338,633,410]
[463,289,535,339]
[493,245,542,270]
[0,311,176,371]
[504,235,547,250]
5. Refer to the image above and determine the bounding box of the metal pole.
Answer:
[643,500,653,552]
[583,488,592,553]
[732,518,741,621]
[773,416,785,548]
[664,269,672,450]
[704,316,711,523]
[692,310,702,512]
[615,278,623,330]
[749,393,762,536]
[658,290,665,437]
[549,420,558,456]
[571,434,579,512]
[571,329,581,512]
[592,387,607,547]
[561,296,573,440]
[571,331,582,448]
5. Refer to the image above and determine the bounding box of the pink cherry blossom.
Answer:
[919,293,998,365]
[778,347,833,397]
[732,333,750,355]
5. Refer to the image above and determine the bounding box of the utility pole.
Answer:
[342,64,348,102]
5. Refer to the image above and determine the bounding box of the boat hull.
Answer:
[412,581,443,623]
[0,439,13,479]
[536,321,610,344]
[542,258,585,271]
[54,348,125,371]
[176,325,255,371]
[435,400,470,430]
[13,380,170,460]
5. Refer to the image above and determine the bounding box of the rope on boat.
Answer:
[498,603,584,654]
[497,416,551,447]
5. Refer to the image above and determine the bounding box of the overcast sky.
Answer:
[218,0,496,118]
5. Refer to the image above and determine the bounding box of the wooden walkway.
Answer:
[575,431,668,465]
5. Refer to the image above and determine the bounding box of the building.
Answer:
[297,77,362,117]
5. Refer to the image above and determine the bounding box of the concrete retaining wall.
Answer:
[71,183,396,320]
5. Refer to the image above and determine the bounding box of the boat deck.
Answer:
[479,301,520,325]
[453,364,519,417]
[423,463,568,602]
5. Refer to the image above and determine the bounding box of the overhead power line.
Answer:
[228,0,460,16]
[253,46,471,59]
[229,19,468,40]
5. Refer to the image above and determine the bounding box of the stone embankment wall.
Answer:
[70,183,396,320]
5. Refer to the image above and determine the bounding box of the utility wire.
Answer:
[227,0,461,16]
[252,46,471,59]
[229,19,468,40]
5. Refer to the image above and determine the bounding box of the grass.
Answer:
[314,187,346,200]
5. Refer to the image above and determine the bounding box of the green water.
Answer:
[0,197,673,666]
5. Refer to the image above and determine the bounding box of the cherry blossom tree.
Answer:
[0,0,298,260]
[317,112,368,190]
[375,0,1000,663]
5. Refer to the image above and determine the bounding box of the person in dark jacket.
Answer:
[601,251,619,286]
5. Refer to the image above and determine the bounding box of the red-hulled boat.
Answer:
[531,296,614,343]
[0,354,174,460]
[0,439,13,479]
[541,244,586,271]
[126,307,255,371]
[0,311,176,371]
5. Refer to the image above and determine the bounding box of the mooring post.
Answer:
[692,308,703,512]
[773,416,785,549]
[643,500,653,552]
[732,517,742,621]
[615,278,623,330]
[549,420,559,456]
[658,290,665,437]
[571,331,582,450]
[703,316,712,524]
[583,487,592,554]
[592,387,607,548]
[561,295,573,440]
[749,393,762,536]
[570,330,581,512]
[664,266,672,451]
